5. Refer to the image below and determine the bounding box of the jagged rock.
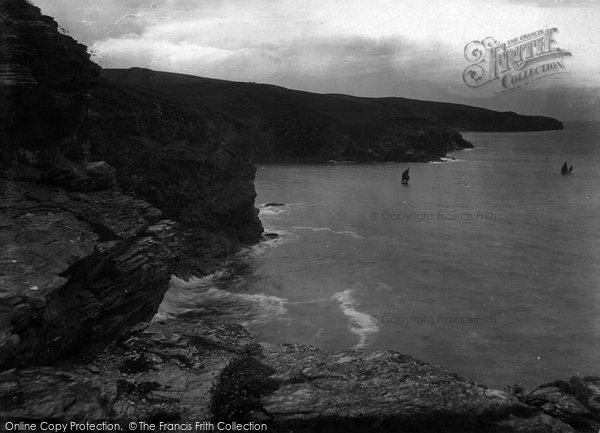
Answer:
[0,179,179,369]
[524,377,600,431]
[102,320,257,420]
[0,320,256,421]
[86,161,116,190]
[0,319,577,432]
[0,367,113,419]
[251,344,574,432]
[0,0,100,166]
[85,79,263,275]
[0,0,262,370]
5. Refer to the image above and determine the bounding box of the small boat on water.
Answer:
[561,162,573,175]
[401,168,410,185]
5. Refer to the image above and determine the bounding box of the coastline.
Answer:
[1,1,597,431]
[3,301,599,432]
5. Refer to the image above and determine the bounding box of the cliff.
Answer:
[101,68,563,162]
[84,79,263,274]
[0,0,262,368]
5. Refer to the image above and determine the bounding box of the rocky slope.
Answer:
[0,178,178,369]
[0,0,99,171]
[1,1,598,432]
[0,0,261,369]
[2,318,599,432]
[101,68,564,162]
[84,79,263,274]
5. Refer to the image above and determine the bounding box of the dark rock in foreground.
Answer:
[85,161,116,190]
[0,319,580,432]
[0,320,256,420]
[0,0,100,168]
[524,377,600,432]
[256,344,574,432]
[0,0,262,369]
[0,177,179,369]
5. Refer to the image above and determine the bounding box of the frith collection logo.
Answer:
[463,28,571,91]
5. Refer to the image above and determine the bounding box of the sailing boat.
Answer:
[561,162,573,175]
[401,168,410,185]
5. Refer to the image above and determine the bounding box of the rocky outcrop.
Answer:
[347,116,471,162]
[246,111,472,162]
[523,377,600,432]
[0,177,179,369]
[0,0,178,371]
[0,319,578,432]
[0,320,256,421]
[0,0,261,371]
[100,68,564,163]
[85,161,116,190]
[0,0,100,169]
[253,345,574,432]
[84,80,263,275]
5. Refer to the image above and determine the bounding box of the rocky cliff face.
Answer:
[0,0,99,176]
[84,80,263,274]
[0,179,179,369]
[100,68,564,163]
[0,0,261,369]
[248,111,472,162]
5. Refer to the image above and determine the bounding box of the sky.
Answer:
[32,0,600,121]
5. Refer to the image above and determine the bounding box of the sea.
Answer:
[157,121,600,389]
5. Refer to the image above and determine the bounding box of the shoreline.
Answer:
[3,307,599,432]
[1,1,597,430]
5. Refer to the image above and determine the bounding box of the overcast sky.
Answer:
[33,0,600,120]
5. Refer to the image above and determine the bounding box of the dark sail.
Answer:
[561,162,568,175]
[401,168,410,184]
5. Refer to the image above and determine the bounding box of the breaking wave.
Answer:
[332,289,378,348]
[155,272,288,324]
[293,226,366,239]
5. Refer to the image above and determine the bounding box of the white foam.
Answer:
[376,282,393,293]
[430,157,464,164]
[237,291,288,316]
[332,289,378,348]
[156,273,288,321]
[259,207,289,217]
[293,226,365,239]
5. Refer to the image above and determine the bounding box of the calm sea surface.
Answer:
[158,122,600,388]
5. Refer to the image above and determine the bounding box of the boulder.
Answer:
[86,161,116,190]
[253,344,574,432]
[524,377,600,431]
